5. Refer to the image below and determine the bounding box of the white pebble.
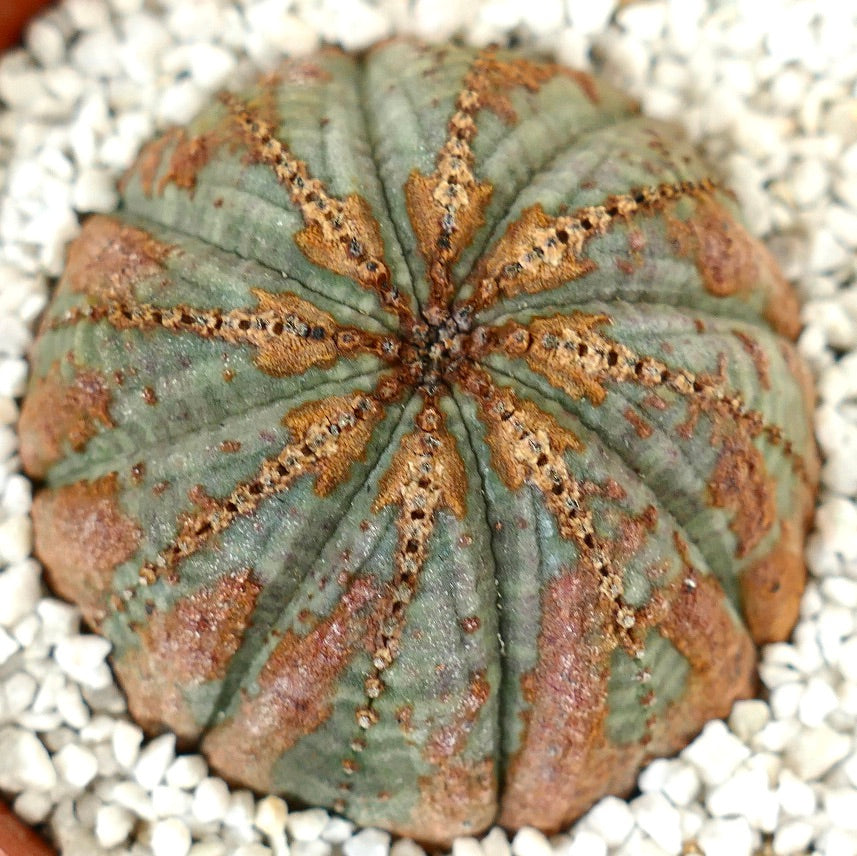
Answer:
[798,676,839,727]
[13,789,53,824]
[661,763,701,808]
[293,843,329,856]
[321,816,355,844]
[681,721,751,786]
[511,826,553,856]
[707,767,779,832]
[235,846,273,856]
[452,838,482,856]
[166,754,208,789]
[776,769,817,817]
[157,79,206,126]
[134,733,176,790]
[95,803,135,848]
[2,670,38,716]
[631,792,682,854]
[785,724,852,780]
[225,787,256,828]
[151,817,192,856]
[566,829,607,856]
[186,43,237,89]
[152,784,193,818]
[13,612,41,648]
[0,726,57,791]
[26,18,66,67]
[790,158,829,207]
[189,843,227,856]
[192,776,231,823]
[826,788,857,831]
[54,742,98,788]
[481,827,511,856]
[256,794,288,838]
[390,841,426,856]
[0,626,19,664]
[696,817,755,856]
[113,720,144,768]
[67,0,112,31]
[729,700,771,743]
[288,808,329,841]
[73,166,119,213]
[54,634,113,689]
[0,515,33,564]
[343,828,392,856]
[565,0,616,35]
[772,820,815,855]
[807,229,850,273]
[582,795,635,847]
[36,599,81,644]
[108,780,156,820]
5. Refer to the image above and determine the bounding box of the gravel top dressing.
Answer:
[0,1,856,855]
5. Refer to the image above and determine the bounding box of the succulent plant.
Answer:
[20,39,817,844]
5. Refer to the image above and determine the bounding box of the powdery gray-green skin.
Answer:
[21,40,817,844]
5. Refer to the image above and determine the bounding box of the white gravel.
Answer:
[1,0,856,855]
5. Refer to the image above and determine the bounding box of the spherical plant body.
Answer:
[20,40,818,845]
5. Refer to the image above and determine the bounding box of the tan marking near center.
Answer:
[490,313,808,482]
[52,288,399,377]
[125,387,396,603]
[407,51,600,319]
[335,399,469,800]
[463,180,717,314]
[460,364,647,653]
[220,93,412,326]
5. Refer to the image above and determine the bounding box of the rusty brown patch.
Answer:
[156,87,281,196]
[426,672,490,762]
[396,672,496,845]
[665,195,800,338]
[732,330,771,389]
[399,757,496,846]
[219,440,242,453]
[58,215,174,304]
[261,57,333,87]
[20,365,114,479]
[740,519,806,644]
[32,473,141,626]
[708,433,776,558]
[623,406,653,439]
[119,127,181,196]
[201,576,378,790]
[490,310,809,484]
[407,49,602,319]
[114,568,263,740]
[650,565,756,756]
[460,615,481,633]
[498,565,629,832]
